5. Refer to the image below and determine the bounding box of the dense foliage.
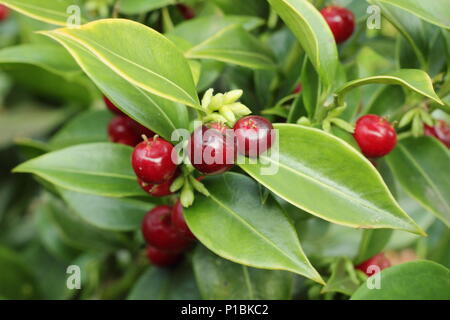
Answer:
[0,0,449,300]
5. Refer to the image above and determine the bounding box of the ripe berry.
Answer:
[0,5,9,21]
[234,116,275,157]
[354,114,397,158]
[320,6,355,44]
[356,253,391,277]
[108,116,155,147]
[172,200,195,240]
[103,96,124,115]
[132,137,177,184]
[137,171,179,197]
[424,121,450,149]
[188,123,236,175]
[177,3,195,20]
[146,246,180,267]
[141,205,192,252]
[293,83,302,94]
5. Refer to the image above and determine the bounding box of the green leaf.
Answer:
[59,188,153,232]
[13,143,145,198]
[193,245,294,300]
[239,124,423,235]
[386,137,450,227]
[127,263,200,300]
[0,43,81,79]
[0,246,40,299]
[351,260,450,300]
[49,110,112,150]
[0,0,88,26]
[300,58,320,117]
[355,229,393,264]
[336,69,444,105]
[322,257,361,296]
[41,19,200,108]
[42,29,189,140]
[268,0,339,86]
[365,85,406,119]
[184,172,323,284]
[375,0,450,29]
[119,0,175,15]
[185,25,276,70]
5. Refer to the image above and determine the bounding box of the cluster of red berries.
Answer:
[320,6,355,44]
[0,4,9,21]
[356,253,391,276]
[353,114,397,159]
[424,120,450,149]
[104,96,155,147]
[142,201,196,267]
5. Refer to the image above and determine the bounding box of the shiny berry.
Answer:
[177,3,195,20]
[146,246,180,267]
[188,123,236,175]
[108,116,141,146]
[141,205,192,252]
[172,200,195,240]
[137,171,179,197]
[424,121,450,149]
[320,6,355,44]
[234,116,275,157]
[356,253,391,277]
[103,96,124,115]
[132,137,177,184]
[354,114,397,158]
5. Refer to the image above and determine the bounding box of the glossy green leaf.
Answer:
[376,0,450,29]
[120,0,175,15]
[0,246,39,299]
[127,264,200,300]
[0,0,87,26]
[322,257,361,296]
[42,19,200,108]
[351,260,450,300]
[336,69,444,105]
[0,43,81,79]
[49,110,112,150]
[268,0,339,86]
[193,245,294,300]
[355,229,393,264]
[386,137,450,227]
[59,188,153,231]
[239,124,423,235]
[42,30,189,140]
[184,172,324,284]
[364,85,406,119]
[185,25,276,70]
[211,0,269,17]
[13,143,145,197]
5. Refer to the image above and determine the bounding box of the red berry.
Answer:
[354,114,397,158]
[293,83,302,94]
[141,205,192,252]
[234,116,275,157]
[137,171,179,197]
[356,253,391,277]
[424,121,450,149]
[132,137,177,184]
[103,96,124,116]
[177,3,195,20]
[0,5,9,21]
[188,123,236,175]
[108,116,141,147]
[320,6,355,44]
[146,246,180,267]
[172,200,195,240]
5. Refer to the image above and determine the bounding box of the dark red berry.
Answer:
[172,200,195,240]
[103,96,125,115]
[146,246,180,267]
[293,83,302,94]
[424,121,450,149]
[320,6,355,44]
[137,171,179,197]
[188,123,236,175]
[141,205,192,252]
[132,137,177,184]
[356,253,391,277]
[0,5,9,21]
[354,114,397,158]
[108,116,141,146]
[177,3,195,20]
[234,116,275,158]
